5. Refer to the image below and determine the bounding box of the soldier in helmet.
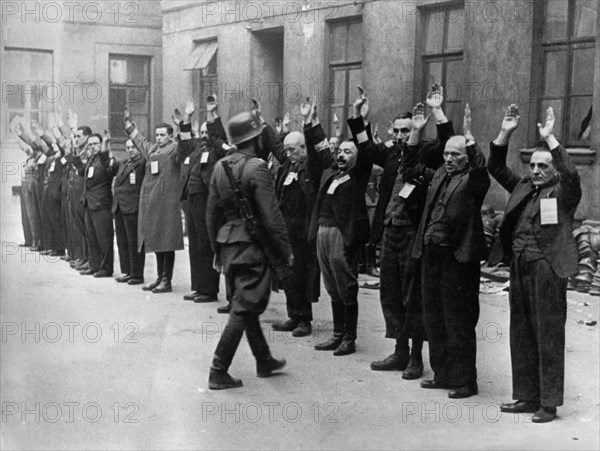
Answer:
[206,111,293,390]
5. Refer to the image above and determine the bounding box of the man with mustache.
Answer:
[305,93,375,356]
[176,97,230,304]
[411,104,490,399]
[489,106,581,423]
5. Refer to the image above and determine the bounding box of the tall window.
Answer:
[328,19,362,138]
[4,49,53,135]
[186,40,218,118]
[109,55,151,141]
[540,0,596,146]
[420,4,464,137]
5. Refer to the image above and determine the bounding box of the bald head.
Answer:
[283,131,307,164]
[443,135,468,174]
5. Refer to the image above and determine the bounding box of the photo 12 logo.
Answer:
[1,2,140,24]
[2,401,140,423]
[1,321,140,344]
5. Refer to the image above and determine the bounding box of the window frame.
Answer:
[416,3,465,139]
[327,17,363,139]
[108,54,152,143]
[536,0,596,147]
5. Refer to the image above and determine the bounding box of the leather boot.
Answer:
[257,357,287,378]
[402,351,424,379]
[208,369,243,390]
[152,275,172,293]
[142,277,161,291]
[315,302,345,350]
[334,303,358,356]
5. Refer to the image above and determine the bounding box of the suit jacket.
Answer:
[111,156,146,215]
[178,119,230,199]
[307,119,375,249]
[265,124,318,240]
[73,151,114,211]
[365,121,454,241]
[488,143,581,278]
[412,143,490,263]
[206,148,292,266]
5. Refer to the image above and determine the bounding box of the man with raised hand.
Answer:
[72,132,115,277]
[177,97,229,304]
[266,100,320,338]
[111,136,146,285]
[365,83,454,380]
[305,92,375,356]
[206,111,292,390]
[489,106,581,423]
[411,104,490,399]
[124,107,184,294]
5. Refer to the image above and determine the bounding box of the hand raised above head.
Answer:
[185,99,196,117]
[425,82,444,109]
[537,106,554,139]
[172,108,183,126]
[123,106,130,124]
[464,103,475,145]
[500,104,520,133]
[411,102,430,131]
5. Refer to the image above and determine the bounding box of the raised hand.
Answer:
[192,120,200,138]
[172,108,183,126]
[537,106,555,139]
[300,98,312,123]
[500,104,520,134]
[68,109,78,129]
[185,99,195,117]
[123,106,130,124]
[283,112,291,128]
[353,92,368,119]
[9,115,22,135]
[425,82,444,109]
[206,94,218,114]
[102,129,111,153]
[464,103,475,145]
[31,120,44,137]
[411,102,430,132]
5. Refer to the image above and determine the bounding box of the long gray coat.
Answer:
[128,127,184,253]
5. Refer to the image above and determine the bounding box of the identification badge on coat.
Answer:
[60,157,67,165]
[200,152,209,164]
[540,198,558,225]
[129,172,136,185]
[87,167,95,178]
[399,183,416,199]
[38,154,47,165]
[327,174,350,195]
[49,162,56,173]
[184,157,190,165]
[150,160,159,174]
[284,172,298,186]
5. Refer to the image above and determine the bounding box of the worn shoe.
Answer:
[314,333,344,351]
[217,304,231,314]
[292,320,312,337]
[448,382,478,399]
[371,353,409,371]
[208,370,243,390]
[272,318,299,332]
[93,271,113,278]
[193,294,218,303]
[333,336,356,356]
[402,354,424,379]
[128,278,144,285]
[532,406,557,423]
[142,277,162,291]
[116,275,131,283]
[420,379,451,389]
[500,400,540,414]
[74,262,89,271]
[257,357,287,378]
[79,269,96,276]
[152,278,172,293]
[183,292,200,301]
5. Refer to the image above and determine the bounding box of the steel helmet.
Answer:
[227,112,265,146]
